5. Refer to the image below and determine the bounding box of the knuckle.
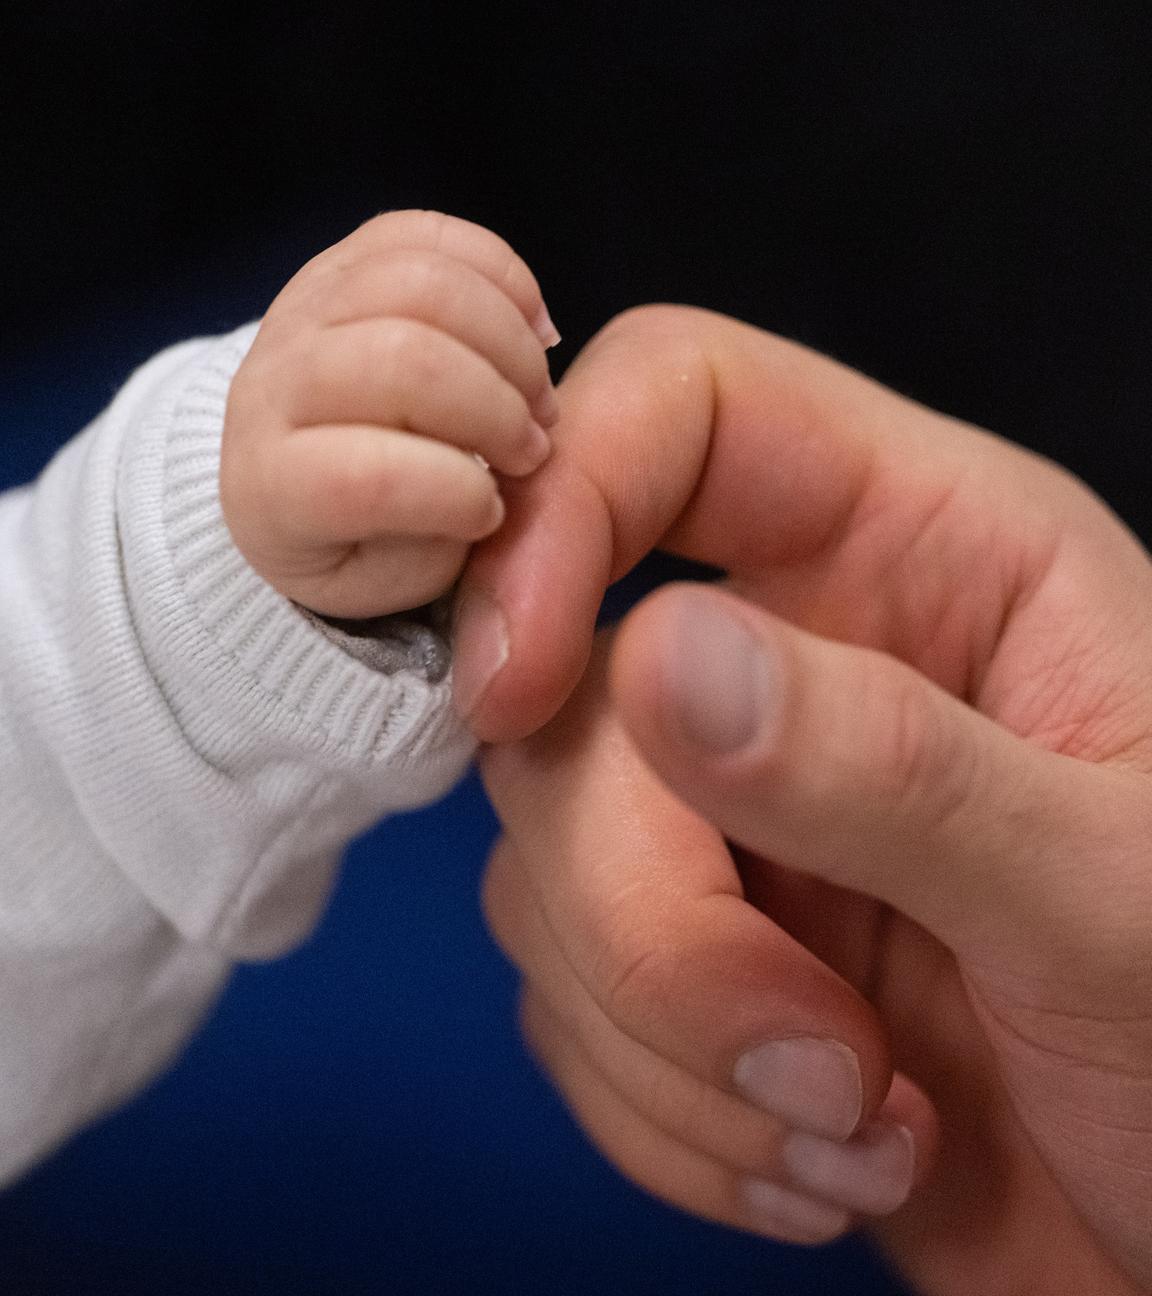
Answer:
[353,211,398,244]
[412,208,455,250]
[361,207,449,248]
[583,307,712,410]
[392,249,459,313]
[364,318,439,390]
[382,208,491,260]
[332,249,463,327]
[597,302,692,342]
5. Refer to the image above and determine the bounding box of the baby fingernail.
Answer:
[479,491,506,536]
[734,1038,862,1141]
[532,303,562,349]
[451,587,510,720]
[664,594,777,754]
[534,382,561,428]
[780,1122,915,1216]
[521,420,552,471]
[740,1179,852,1244]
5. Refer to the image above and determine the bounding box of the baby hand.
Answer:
[220,210,560,618]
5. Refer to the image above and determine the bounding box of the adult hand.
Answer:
[475,308,1152,1294]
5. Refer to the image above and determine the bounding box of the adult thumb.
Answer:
[610,582,1138,973]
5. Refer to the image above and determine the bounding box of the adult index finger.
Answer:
[457,303,1051,741]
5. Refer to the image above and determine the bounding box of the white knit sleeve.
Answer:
[0,324,475,1182]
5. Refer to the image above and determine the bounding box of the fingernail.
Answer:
[520,420,552,473]
[740,1179,853,1244]
[479,491,506,537]
[665,595,776,754]
[734,1038,863,1141]
[532,303,562,349]
[534,382,561,428]
[780,1122,915,1216]
[452,587,510,719]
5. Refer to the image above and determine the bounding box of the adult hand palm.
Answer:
[725,433,1152,1292]
[666,430,1152,1291]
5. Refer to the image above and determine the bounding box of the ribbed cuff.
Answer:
[138,323,469,769]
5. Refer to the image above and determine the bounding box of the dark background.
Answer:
[2,2,1149,1292]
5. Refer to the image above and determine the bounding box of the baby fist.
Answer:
[220,210,560,618]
